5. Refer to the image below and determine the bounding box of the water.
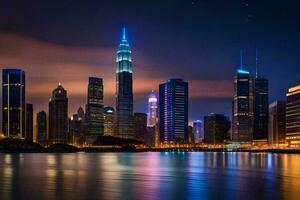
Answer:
[0,152,300,200]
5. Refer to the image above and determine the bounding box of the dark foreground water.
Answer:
[0,152,300,200]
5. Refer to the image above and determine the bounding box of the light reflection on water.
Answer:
[0,152,300,200]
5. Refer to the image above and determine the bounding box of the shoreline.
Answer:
[1,148,300,154]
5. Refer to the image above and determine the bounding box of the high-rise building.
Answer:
[115,27,134,139]
[268,101,286,147]
[159,78,189,143]
[49,84,68,144]
[2,69,25,138]
[253,50,269,141]
[193,120,203,143]
[204,114,231,145]
[134,113,147,142]
[104,107,115,136]
[188,125,194,144]
[147,90,158,127]
[232,53,254,142]
[37,110,47,146]
[69,107,84,146]
[25,103,33,142]
[286,85,300,147]
[85,77,104,143]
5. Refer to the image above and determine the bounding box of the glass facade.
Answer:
[159,78,188,143]
[115,27,134,139]
[232,69,254,142]
[2,69,25,138]
[193,120,203,143]
[104,107,115,136]
[268,101,286,147]
[25,103,33,142]
[204,114,231,144]
[253,77,269,140]
[85,77,104,141]
[37,110,47,146]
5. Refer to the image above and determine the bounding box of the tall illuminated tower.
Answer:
[147,90,158,127]
[115,27,134,139]
[232,51,254,142]
[2,69,25,138]
[253,49,269,141]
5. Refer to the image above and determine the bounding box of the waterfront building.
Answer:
[134,112,147,142]
[159,78,189,143]
[2,69,25,138]
[104,107,115,136]
[253,50,269,141]
[69,107,84,146]
[193,120,203,143]
[285,85,300,147]
[37,110,47,146]
[204,114,231,145]
[232,53,254,143]
[115,27,134,139]
[85,77,104,144]
[188,125,194,144]
[25,103,33,142]
[268,101,286,147]
[147,90,158,127]
[49,83,68,144]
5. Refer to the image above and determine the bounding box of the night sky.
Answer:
[0,0,300,124]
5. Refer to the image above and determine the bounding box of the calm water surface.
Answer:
[0,152,300,200]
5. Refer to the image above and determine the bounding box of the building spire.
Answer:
[122,26,126,41]
[255,48,259,77]
[240,49,244,70]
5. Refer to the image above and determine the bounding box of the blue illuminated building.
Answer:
[159,78,189,143]
[2,69,25,138]
[115,27,134,139]
[232,51,254,142]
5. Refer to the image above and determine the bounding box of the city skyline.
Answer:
[0,1,299,125]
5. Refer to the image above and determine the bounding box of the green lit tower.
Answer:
[115,27,134,139]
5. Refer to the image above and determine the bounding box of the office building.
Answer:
[147,90,158,127]
[104,107,115,136]
[115,27,134,139]
[134,112,147,142]
[49,83,68,144]
[2,69,25,138]
[286,85,300,147]
[253,50,269,141]
[85,77,104,143]
[268,101,286,147]
[232,53,254,142]
[25,103,33,142]
[159,78,189,143]
[37,110,47,146]
[204,114,231,145]
[193,120,203,143]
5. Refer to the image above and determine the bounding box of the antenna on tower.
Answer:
[255,48,259,77]
[240,49,244,70]
[122,26,126,41]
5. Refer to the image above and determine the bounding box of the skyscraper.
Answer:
[37,110,47,146]
[253,50,269,141]
[286,85,300,147]
[104,107,115,136]
[25,103,33,142]
[2,69,25,138]
[193,120,203,143]
[115,27,134,139]
[147,90,158,127]
[85,77,104,143]
[49,83,68,144]
[204,114,231,145]
[159,78,189,143]
[69,108,84,146]
[232,52,254,142]
[134,112,147,142]
[268,101,286,147]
